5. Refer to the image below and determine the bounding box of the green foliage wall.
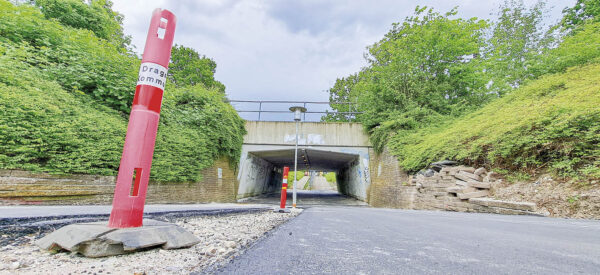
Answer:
[0,0,139,113]
[0,1,246,182]
[0,46,126,175]
[562,0,600,31]
[153,86,246,182]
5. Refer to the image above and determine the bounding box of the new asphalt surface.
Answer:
[219,206,600,274]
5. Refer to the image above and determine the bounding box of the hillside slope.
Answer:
[389,63,600,182]
[0,50,245,182]
[0,1,246,182]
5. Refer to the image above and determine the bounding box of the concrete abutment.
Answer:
[237,121,374,202]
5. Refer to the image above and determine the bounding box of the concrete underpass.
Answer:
[236,121,372,206]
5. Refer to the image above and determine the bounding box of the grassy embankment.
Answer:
[389,63,600,183]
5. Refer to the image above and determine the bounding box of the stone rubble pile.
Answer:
[411,164,539,216]
[440,166,500,200]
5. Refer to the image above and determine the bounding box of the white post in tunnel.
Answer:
[289,106,306,208]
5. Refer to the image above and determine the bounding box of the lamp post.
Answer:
[289,106,306,208]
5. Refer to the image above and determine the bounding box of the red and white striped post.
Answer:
[279,167,290,209]
[108,9,176,228]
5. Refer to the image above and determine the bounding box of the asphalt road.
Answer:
[219,206,600,274]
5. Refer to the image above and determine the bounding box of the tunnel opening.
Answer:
[237,148,369,206]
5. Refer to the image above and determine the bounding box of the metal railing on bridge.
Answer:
[227,100,362,122]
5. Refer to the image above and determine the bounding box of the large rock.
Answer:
[446,186,477,194]
[446,186,462,194]
[466,181,491,189]
[430,160,459,172]
[457,190,489,200]
[474,167,487,176]
[455,180,468,187]
[455,171,482,182]
[36,219,200,257]
[468,198,536,212]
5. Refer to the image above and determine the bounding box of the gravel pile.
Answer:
[0,209,301,274]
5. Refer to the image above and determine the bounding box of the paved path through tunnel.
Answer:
[309,175,337,191]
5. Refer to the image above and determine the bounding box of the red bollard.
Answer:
[279,167,290,209]
[108,9,177,228]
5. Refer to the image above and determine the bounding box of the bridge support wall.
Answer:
[0,157,239,205]
[236,152,282,198]
[367,148,415,208]
[335,148,371,201]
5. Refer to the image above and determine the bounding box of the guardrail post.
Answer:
[303,102,307,121]
[258,101,262,121]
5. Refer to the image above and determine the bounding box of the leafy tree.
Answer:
[327,7,489,151]
[322,73,360,122]
[322,0,600,182]
[562,0,600,31]
[484,0,550,95]
[169,45,225,92]
[33,0,131,49]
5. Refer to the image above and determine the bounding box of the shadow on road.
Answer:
[238,190,368,207]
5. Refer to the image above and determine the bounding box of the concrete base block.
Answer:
[36,219,200,258]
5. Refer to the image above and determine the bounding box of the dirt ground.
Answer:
[492,174,600,220]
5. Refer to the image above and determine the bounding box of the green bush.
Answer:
[389,63,600,180]
[0,45,126,175]
[289,170,305,182]
[0,1,247,182]
[0,0,139,113]
[325,172,337,183]
[0,44,246,182]
[152,85,246,182]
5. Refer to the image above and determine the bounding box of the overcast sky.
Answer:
[112,0,574,120]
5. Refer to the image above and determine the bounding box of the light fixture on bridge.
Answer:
[289,106,307,121]
[289,106,306,208]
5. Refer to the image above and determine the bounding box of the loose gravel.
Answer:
[0,209,301,274]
